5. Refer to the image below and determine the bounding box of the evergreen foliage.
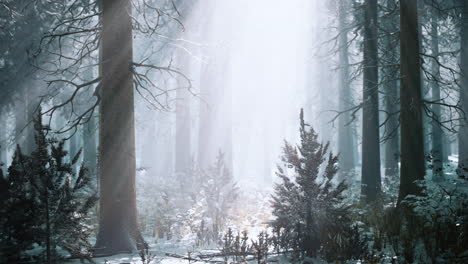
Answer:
[0,111,98,263]
[403,174,468,263]
[270,109,367,261]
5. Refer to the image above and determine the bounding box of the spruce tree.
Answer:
[271,109,360,261]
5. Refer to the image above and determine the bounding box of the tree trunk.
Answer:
[25,91,38,154]
[197,4,216,169]
[175,56,192,178]
[418,0,431,158]
[0,109,7,167]
[94,0,144,254]
[83,113,97,177]
[398,0,425,203]
[69,131,78,162]
[15,96,27,152]
[83,60,98,179]
[361,0,381,202]
[383,0,400,180]
[430,10,444,180]
[197,2,232,172]
[263,125,272,184]
[458,1,468,178]
[443,132,450,163]
[337,0,355,180]
[45,192,51,264]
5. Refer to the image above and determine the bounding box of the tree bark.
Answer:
[458,1,468,178]
[430,10,444,180]
[361,0,381,202]
[337,0,355,179]
[398,0,425,203]
[383,0,400,180]
[94,0,144,254]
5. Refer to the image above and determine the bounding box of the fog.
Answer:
[135,0,338,187]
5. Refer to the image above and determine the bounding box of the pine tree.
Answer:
[0,111,98,263]
[271,109,360,261]
[0,147,38,262]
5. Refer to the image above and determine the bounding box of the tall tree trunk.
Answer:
[430,10,444,180]
[15,96,28,152]
[25,91,38,154]
[459,1,468,178]
[263,125,272,184]
[83,113,97,177]
[383,0,400,180]
[94,0,144,254]
[175,56,192,178]
[45,192,51,264]
[418,0,431,158]
[83,61,98,179]
[443,133,450,163]
[197,1,216,169]
[198,63,214,169]
[0,109,7,167]
[197,2,232,172]
[398,0,425,202]
[69,131,78,161]
[361,0,381,202]
[337,0,355,179]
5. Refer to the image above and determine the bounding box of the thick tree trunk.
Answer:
[459,2,468,178]
[361,0,381,202]
[398,0,425,203]
[94,0,144,254]
[383,0,400,180]
[430,10,444,180]
[337,0,355,179]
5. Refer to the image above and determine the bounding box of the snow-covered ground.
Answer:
[66,187,277,264]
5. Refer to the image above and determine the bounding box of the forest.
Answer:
[0,0,467,263]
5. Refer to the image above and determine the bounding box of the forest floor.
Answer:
[65,240,313,264]
[66,185,283,264]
